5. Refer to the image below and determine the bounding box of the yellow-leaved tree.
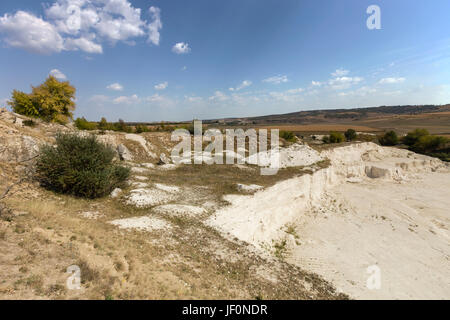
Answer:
[8,76,76,124]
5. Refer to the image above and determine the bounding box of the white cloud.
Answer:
[64,35,103,53]
[107,83,123,91]
[145,94,164,103]
[172,42,191,54]
[0,1,162,55]
[328,76,363,90]
[0,11,64,54]
[154,81,168,90]
[378,77,405,84]
[113,94,139,105]
[229,80,252,91]
[49,68,67,80]
[209,91,228,102]
[181,66,187,71]
[331,68,349,77]
[185,96,202,103]
[311,81,322,86]
[285,88,304,94]
[338,86,377,97]
[262,75,288,84]
[147,6,162,45]
[144,94,176,108]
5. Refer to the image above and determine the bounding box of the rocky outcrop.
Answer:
[117,144,133,161]
[0,134,39,163]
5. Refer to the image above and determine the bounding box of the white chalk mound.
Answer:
[246,143,323,168]
[207,142,450,299]
[109,216,169,232]
[126,188,174,208]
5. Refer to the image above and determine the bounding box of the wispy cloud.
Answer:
[229,80,252,91]
[113,94,139,105]
[107,83,124,91]
[154,81,168,90]
[209,91,228,101]
[148,6,162,45]
[331,68,349,77]
[262,75,288,84]
[378,77,405,84]
[328,76,363,90]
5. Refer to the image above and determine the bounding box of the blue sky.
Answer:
[1,0,450,122]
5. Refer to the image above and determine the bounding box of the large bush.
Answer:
[35,133,130,198]
[344,129,357,141]
[402,129,429,147]
[75,117,97,130]
[8,76,76,124]
[379,130,399,146]
[411,135,448,153]
[324,132,345,143]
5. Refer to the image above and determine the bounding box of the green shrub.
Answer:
[344,129,357,141]
[114,119,132,133]
[280,130,297,143]
[75,117,97,130]
[328,132,345,143]
[8,76,75,123]
[98,117,111,131]
[412,135,448,153]
[23,119,36,127]
[379,130,399,146]
[35,133,130,198]
[402,129,429,146]
[135,124,150,134]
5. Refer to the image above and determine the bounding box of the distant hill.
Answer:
[205,104,450,125]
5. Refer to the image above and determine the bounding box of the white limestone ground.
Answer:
[207,142,450,299]
[109,216,170,232]
[125,133,157,158]
[126,188,175,208]
[133,175,149,181]
[154,183,180,193]
[110,188,122,198]
[81,211,104,220]
[130,182,149,188]
[131,167,150,174]
[236,183,263,193]
[157,164,178,170]
[153,204,206,217]
[246,143,323,168]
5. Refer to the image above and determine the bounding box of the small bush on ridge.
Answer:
[280,131,297,143]
[344,129,357,141]
[323,132,345,144]
[379,130,399,146]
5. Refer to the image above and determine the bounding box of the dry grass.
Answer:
[0,178,347,300]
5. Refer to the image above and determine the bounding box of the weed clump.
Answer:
[280,130,297,143]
